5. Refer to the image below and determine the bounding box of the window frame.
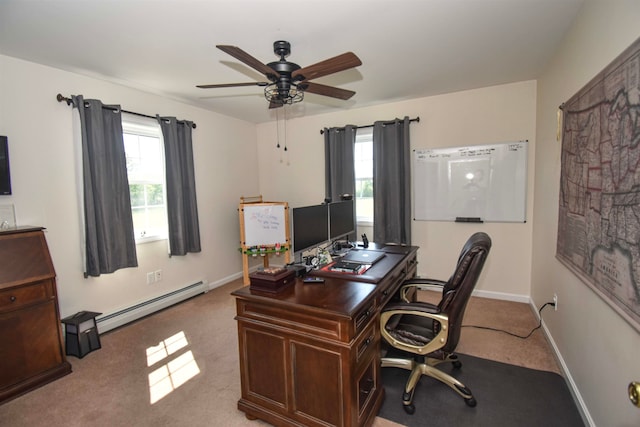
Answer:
[122,114,168,244]
[354,128,373,226]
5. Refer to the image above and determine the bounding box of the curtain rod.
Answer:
[56,94,197,129]
[319,116,420,134]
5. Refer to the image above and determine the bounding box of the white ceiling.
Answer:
[0,0,584,124]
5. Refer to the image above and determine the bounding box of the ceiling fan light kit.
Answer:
[197,40,361,109]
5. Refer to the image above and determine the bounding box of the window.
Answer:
[122,115,168,242]
[354,128,373,224]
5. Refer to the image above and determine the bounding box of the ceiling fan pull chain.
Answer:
[284,105,290,166]
[283,105,288,153]
[276,108,281,149]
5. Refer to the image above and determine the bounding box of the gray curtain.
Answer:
[72,95,138,277]
[157,116,201,256]
[324,125,356,202]
[372,117,412,245]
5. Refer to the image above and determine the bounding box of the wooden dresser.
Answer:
[231,244,418,427]
[0,226,71,404]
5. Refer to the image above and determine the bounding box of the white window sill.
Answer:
[135,235,168,245]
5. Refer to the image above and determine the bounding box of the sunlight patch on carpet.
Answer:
[146,331,201,404]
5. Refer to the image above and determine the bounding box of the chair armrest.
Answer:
[398,278,447,302]
[380,302,449,356]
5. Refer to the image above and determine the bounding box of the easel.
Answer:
[238,196,291,285]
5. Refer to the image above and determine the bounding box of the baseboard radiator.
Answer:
[96,281,207,334]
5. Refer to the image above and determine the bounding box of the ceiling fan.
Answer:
[197,41,362,109]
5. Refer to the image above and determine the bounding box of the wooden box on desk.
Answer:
[249,267,296,293]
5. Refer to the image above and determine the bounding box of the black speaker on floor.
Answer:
[0,136,11,195]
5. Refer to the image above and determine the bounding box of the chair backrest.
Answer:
[438,231,492,352]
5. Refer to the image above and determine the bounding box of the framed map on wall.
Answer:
[557,36,640,331]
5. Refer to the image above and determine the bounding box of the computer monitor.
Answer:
[0,136,11,195]
[291,203,329,255]
[329,200,355,240]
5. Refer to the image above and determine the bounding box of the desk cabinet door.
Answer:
[291,340,343,426]
[241,326,288,407]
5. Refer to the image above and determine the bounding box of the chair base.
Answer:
[381,353,476,413]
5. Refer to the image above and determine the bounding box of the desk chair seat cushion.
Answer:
[383,302,438,346]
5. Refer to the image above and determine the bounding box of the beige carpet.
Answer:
[0,279,559,427]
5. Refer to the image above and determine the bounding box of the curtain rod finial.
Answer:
[56,93,72,105]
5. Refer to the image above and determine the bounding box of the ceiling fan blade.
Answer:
[196,82,268,89]
[299,81,355,100]
[269,101,284,109]
[216,45,280,78]
[292,52,362,81]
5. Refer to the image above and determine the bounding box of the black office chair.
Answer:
[380,231,491,414]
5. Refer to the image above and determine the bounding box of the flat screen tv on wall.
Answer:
[0,136,11,195]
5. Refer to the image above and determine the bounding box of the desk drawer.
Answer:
[378,269,406,308]
[354,301,375,335]
[355,323,377,364]
[238,300,365,343]
[356,346,380,421]
[0,280,51,312]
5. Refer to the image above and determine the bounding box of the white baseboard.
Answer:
[206,265,265,292]
[530,302,595,427]
[205,271,244,291]
[96,280,207,333]
[471,289,530,304]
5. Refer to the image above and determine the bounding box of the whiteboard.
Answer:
[242,204,287,246]
[413,141,527,222]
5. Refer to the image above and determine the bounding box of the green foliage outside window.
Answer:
[129,184,145,207]
[356,179,373,198]
[129,184,164,207]
[146,184,164,205]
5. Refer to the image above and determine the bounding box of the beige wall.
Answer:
[256,80,537,299]
[0,55,259,319]
[533,0,640,425]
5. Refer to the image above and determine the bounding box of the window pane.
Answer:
[356,178,373,197]
[354,128,374,223]
[131,207,147,237]
[123,118,167,241]
[146,184,164,206]
[146,206,168,235]
[130,184,145,207]
[356,197,374,222]
[354,141,373,179]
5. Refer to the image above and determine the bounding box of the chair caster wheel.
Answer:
[452,360,462,369]
[403,403,415,414]
[465,397,477,407]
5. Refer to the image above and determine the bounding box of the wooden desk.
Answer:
[0,226,71,404]
[231,245,418,427]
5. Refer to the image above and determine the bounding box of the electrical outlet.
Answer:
[147,272,155,285]
[553,293,558,311]
[155,269,162,282]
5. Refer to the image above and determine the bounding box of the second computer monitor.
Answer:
[292,203,329,254]
[329,200,355,240]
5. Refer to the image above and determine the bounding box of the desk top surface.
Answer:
[232,276,376,319]
[232,244,418,318]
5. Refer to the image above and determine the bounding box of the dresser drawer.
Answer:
[0,280,51,312]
